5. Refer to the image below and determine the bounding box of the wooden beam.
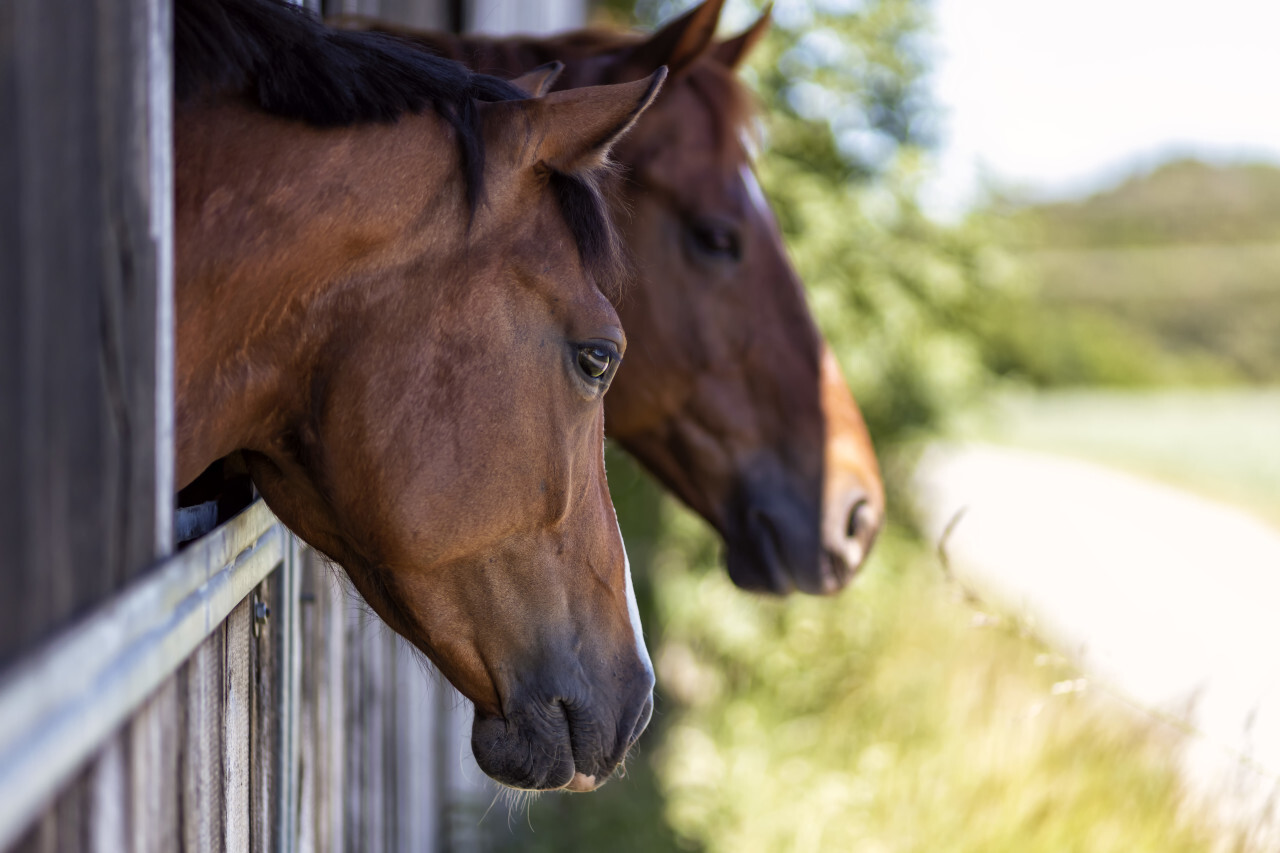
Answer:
[0,0,172,669]
[0,502,285,851]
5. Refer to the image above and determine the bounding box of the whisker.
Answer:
[479,786,503,826]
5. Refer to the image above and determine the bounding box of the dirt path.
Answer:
[914,443,1280,844]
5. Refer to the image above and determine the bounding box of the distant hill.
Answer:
[984,158,1280,386]
[1025,159,1280,248]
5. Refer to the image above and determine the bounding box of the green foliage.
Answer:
[630,0,934,175]
[973,297,1240,388]
[729,0,1017,447]
[1026,244,1280,382]
[739,0,934,173]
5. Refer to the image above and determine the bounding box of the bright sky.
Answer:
[922,0,1280,217]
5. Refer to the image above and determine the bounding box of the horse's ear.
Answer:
[509,62,564,97]
[521,68,667,174]
[616,0,725,79]
[712,4,772,70]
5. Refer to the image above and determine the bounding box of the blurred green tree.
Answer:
[605,0,1019,454]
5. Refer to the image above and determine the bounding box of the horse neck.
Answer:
[173,102,454,488]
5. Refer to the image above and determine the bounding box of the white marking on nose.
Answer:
[739,164,774,223]
[565,772,599,792]
[603,440,652,674]
[618,520,653,673]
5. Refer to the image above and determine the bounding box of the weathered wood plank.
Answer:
[320,0,453,30]
[393,639,439,853]
[311,554,348,853]
[0,505,281,851]
[296,557,322,853]
[145,0,175,561]
[298,549,343,853]
[437,686,490,852]
[127,679,181,853]
[250,581,276,853]
[50,769,92,852]
[466,0,585,34]
[0,0,167,667]
[182,630,226,853]
[250,541,302,853]
[89,738,127,853]
[224,599,252,853]
[345,607,394,852]
[291,548,495,853]
[275,538,303,853]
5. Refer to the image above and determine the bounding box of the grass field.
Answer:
[957,388,1280,525]
[487,452,1233,853]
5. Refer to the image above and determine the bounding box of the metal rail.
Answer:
[0,500,285,850]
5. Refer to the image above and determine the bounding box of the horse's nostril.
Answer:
[846,498,870,540]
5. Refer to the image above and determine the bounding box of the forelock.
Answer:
[549,165,631,305]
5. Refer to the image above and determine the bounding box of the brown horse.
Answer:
[174,0,665,792]
[333,0,885,596]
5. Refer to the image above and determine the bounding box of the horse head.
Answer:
[563,1,886,594]
[174,0,665,790]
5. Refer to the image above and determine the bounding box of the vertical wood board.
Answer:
[127,679,181,853]
[320,0,453,30]
[224,600,252,853]
[0,0,166,666]
[182,629,227,853]
[88,738,127,853]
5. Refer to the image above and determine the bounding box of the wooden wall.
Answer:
[0,0,172,668]
[10,578,291,853]
[465,0,586,34]
[317,0,587,35]
[322,0,456,29]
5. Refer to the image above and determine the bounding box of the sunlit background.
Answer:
[487,0,1280,849]
[925,0,1280,215]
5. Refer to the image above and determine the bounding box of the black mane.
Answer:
[174,0,629,294]
[174,0,527,208]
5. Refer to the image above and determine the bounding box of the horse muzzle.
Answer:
[470,668,654,791]
[725,476,882,595]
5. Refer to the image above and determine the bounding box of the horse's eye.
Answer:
[577,345,613,380]
[688,219,742,262]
